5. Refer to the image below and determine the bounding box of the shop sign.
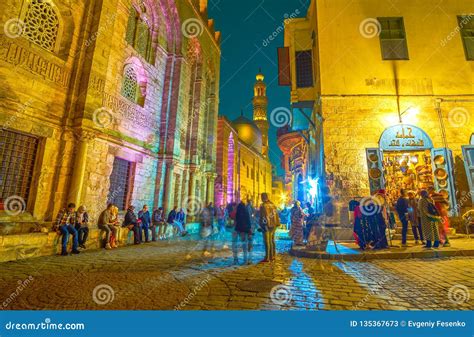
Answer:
[380,124,433,151]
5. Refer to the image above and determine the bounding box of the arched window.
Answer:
[22,0,60,52]
[125,4,153,63]
[121,66,139,103]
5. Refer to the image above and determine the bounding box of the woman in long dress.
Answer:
[290,201,305,246]
[418,190,440,248]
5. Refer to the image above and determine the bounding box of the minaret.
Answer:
[253,69,269,157]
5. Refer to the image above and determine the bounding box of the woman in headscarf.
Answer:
[290,201,305,246]
[75,206,89,249]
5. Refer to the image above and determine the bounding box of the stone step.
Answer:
[391,233,465,240]
[394,226,456,235]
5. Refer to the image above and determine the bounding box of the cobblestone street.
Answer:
[0,233,472,311]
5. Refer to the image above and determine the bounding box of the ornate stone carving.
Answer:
[0,36,70,87]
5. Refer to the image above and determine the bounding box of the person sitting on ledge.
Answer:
[109,205,120,248]
[75,205,89,249]
[123,205,141,244]
[138,204,151,243]
[98,203,118,250]
[54,202,80,256]
[153,207,166,240]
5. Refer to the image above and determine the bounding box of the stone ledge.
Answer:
[0,222,201,263]
[290,240,474,261]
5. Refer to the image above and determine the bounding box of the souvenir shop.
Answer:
[365,124,458,214]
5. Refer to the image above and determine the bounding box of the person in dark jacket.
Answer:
[395,189,410,246]
[232,200,252,265]
[138,205,151,243]
[175,208,188,236]
[152,207,165,241]
[123,205,141,244]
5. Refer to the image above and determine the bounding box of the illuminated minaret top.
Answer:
[253,69,269,157]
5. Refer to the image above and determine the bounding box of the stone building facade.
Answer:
[0,0,221,234]
[280,0,474,215]
[215,72,273,206]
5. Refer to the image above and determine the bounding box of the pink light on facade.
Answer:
[227,133,234,203]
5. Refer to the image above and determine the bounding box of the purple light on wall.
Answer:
[227,133,234,203]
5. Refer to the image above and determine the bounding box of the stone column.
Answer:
[163,161,175,213]
[206,175,213,205]
[67,130,95,206]
[188,169,196,199]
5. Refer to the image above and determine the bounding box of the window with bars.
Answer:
[125,5,153,63]
[378,17,409,60]
[0,130,39,208]
[107,157,133,211]
[295,50,313,88]
[458,15,474,61]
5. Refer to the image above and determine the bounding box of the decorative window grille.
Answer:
[107,157,133,211]
[125,5,153,62]
[121,66,139,103]
[0,130,39,207]
[23,0,60,52]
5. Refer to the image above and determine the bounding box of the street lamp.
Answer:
[398,106,419,123]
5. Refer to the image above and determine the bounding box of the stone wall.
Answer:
[0,0,221,260]
[322,96,473,204]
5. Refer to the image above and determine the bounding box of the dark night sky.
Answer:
[208,0,310,176]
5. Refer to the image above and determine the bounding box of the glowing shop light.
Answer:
[308,177,319,198]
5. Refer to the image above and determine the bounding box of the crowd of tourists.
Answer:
[54,202,189,256]
[352,187,451,250]
[53,193,281,263]
[282,185,453,251]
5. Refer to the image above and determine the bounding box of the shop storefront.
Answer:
[462,134,474,204]
[366,124,458,215]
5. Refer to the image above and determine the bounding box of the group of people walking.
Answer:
[200,193,280,264]
[54,193,280,262]
[396,188,451,249]
[351,187,451,250]
[55,203,188,256]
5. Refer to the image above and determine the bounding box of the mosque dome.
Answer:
[232,115,262,153]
